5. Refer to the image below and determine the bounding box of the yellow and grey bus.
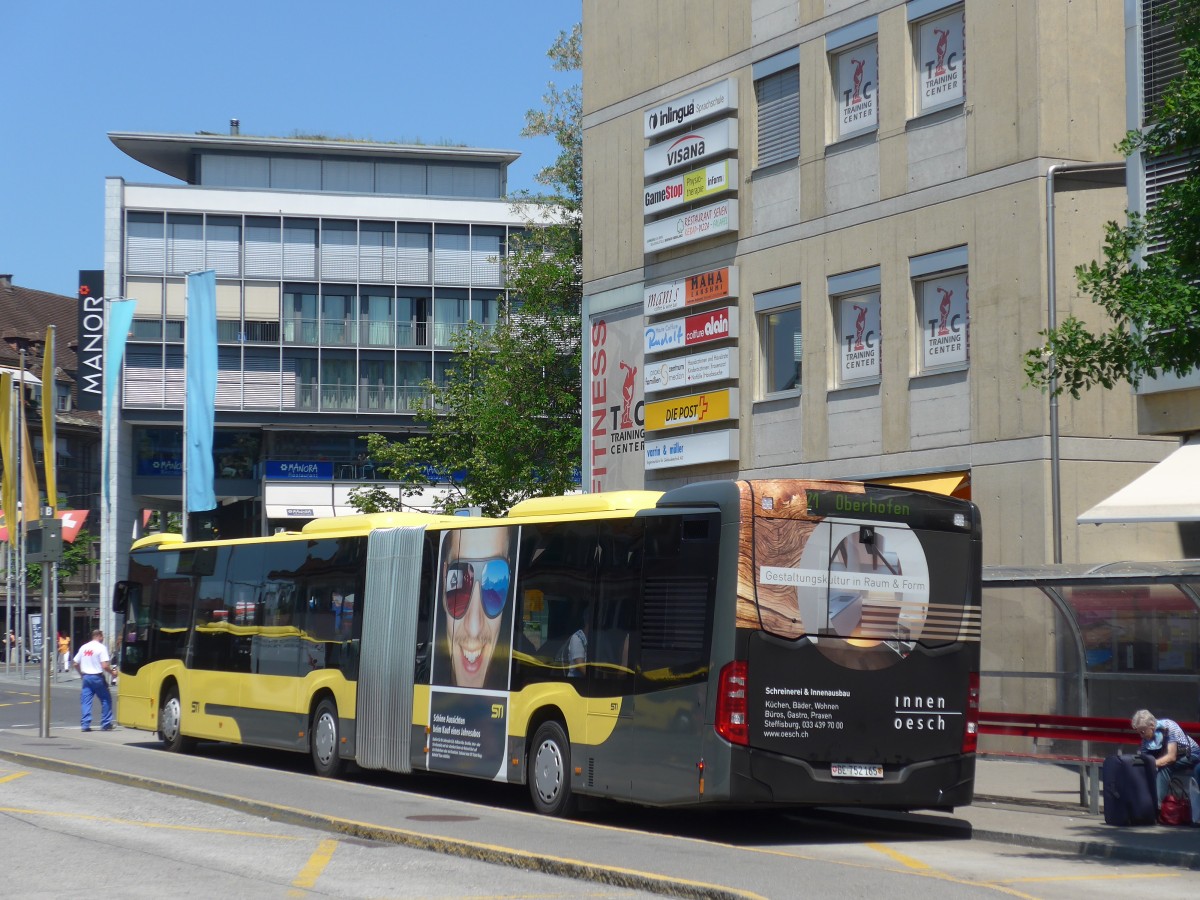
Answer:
[113,478,982,816]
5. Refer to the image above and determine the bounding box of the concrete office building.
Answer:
[580,0,1193,570]
[99,129,531,621]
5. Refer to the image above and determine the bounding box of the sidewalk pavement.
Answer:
[0,669,1196,873]
[930,757,1200,869]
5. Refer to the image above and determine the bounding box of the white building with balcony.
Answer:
[101,129,529,558]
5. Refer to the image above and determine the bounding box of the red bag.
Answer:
[1158,792,1191,826]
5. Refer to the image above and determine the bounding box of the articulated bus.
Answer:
[113,478,982,816]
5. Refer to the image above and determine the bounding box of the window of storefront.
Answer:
[755,284,802,397]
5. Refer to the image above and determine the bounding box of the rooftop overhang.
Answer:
[109,131,521,183]
[1078,435,1200,523]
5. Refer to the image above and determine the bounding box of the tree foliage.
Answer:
[350,26,582,517]
[1025,0,1200,397]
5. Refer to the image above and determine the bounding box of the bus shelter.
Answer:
[981,560,1200,750]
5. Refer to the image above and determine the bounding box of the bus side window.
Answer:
[592,520,642,684]
[638,514,717,688]
[513,522,598,687]
[412,533,437,683]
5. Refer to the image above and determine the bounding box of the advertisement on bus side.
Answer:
[427,526,517,779]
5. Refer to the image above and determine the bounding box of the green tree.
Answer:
[351,26,582,517]
[1025,0,1200,398]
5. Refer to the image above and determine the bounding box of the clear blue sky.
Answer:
[0,0,581,298]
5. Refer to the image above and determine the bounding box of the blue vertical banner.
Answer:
[186,270,218,513]
[101,298,137,513]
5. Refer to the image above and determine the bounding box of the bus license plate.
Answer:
[831,763,883,778]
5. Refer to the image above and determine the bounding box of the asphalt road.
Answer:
[2,673,1198,899]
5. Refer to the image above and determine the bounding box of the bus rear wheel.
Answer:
[159,686,195,753]
[311,698,345,778]
[529,721,576,817]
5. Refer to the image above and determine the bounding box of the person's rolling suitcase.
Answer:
[1102,753,1156,826]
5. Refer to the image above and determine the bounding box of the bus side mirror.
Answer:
[113,580,141,614]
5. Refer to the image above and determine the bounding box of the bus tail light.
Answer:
[715,660,749,746]
[962,671,979,754]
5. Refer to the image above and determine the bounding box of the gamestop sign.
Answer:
[644,199,738,254]
[643,160,737,217]
[644,77,738,140]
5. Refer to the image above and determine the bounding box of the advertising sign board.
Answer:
[644,429,739,470]
[644,200,738,254]
[644,266,738,316]
[644,77,737,139]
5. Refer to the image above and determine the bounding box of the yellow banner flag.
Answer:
[20,419,40,525]
[0,373,16,546]
[42,326,57,515]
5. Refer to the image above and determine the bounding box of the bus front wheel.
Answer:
[529,721,577,817]
[311,698,345,778]
[159,686,194,753]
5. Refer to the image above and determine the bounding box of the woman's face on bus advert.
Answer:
[442,528,510,688]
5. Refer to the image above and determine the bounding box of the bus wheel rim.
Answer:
[534,739,563,803]
[162,697,180,739]
[314,712,335,765]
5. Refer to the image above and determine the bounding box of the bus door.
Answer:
[583,521,642,800]
[180,546,244,740]
[624,513,718,806]
[242,541,308,732]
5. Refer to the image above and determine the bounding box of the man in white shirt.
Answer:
[73,630,114,732]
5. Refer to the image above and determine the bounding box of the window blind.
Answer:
[755,66,800,167]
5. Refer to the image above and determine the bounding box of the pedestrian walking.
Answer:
[72,630,114,732]
[58,632,71,673]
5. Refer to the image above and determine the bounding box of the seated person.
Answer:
[1131,708,1199,804]
[555,609,589,676]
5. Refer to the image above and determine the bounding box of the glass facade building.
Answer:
[100,132,529,621]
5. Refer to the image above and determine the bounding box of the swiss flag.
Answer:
[0,509,88,543]
[58,510,88,543]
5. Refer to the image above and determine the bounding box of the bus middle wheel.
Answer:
[529,721,577,817]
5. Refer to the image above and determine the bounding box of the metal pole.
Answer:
[39,573,49,736]
[52,565,58,681]
[1045,161,1127,565]
[1046,166,1063,565]
[182,276,190,543]
[16,350,26,679]
[3,542,9,673]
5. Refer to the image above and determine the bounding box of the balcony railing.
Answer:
[293,381,433,413]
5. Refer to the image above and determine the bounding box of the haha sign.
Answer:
[644,266,738,316]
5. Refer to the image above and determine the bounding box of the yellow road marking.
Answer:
[866,842,931,870]
[996,873,1181,885]
[740,842,1043,900]
[0,772,30,784]
[0,805,303,840]
[291,838,338,889]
